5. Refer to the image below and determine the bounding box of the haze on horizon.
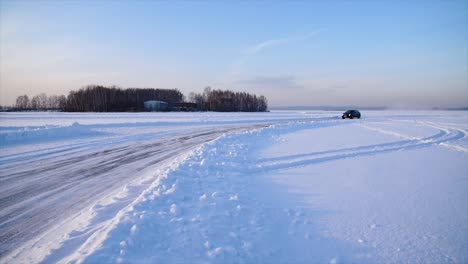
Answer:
[1,0,467,109]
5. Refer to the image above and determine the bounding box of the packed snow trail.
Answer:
[0,123,269,260]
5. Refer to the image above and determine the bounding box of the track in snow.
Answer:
[255,121,467,172]
[0,124,267,258]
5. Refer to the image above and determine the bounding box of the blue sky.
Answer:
[1,0,467,108]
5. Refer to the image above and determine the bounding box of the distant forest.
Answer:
[12,85,268,112]
[189,87,268,112]
[65,86,184,112]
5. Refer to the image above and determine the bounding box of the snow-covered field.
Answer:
[0,111,467,263]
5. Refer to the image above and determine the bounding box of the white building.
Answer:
[144,100,168,111]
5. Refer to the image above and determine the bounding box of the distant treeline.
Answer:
[65,86,184,112]
[15,93,66,111]
[189,87,268,112]
[13,85,268,112]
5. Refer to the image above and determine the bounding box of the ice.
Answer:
[0,110,467,263]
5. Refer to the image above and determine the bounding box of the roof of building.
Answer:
[144,100,168,104]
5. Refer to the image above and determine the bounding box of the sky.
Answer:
[1,0,467,108]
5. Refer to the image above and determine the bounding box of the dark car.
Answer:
[342,110,361,119]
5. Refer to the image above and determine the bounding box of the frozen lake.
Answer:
[1,111,467,263]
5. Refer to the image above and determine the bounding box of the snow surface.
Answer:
[0,111,467,263]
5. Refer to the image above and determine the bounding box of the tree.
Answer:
[31,95,39,109]
[58,95,67,110]
[16,95,29,109]
[34,93,48,110]
[258,95,268,112]
[188,92,206,111]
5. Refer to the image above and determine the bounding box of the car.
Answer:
[342,110,361,119]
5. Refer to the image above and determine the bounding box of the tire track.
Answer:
[254,122,465,173]
[0,124,267,259]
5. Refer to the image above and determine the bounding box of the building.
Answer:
[170,102,198,111]
[144,100,168,111]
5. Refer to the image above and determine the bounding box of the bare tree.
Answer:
[58,95,66,110]
[34,93,48,110]
[15,95,29,109]
[31,96,39,109]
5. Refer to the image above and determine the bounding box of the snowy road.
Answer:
[1,111,467,263]
[0,116,274,260]
[0,130,179,255]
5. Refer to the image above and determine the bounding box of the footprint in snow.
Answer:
[130,224,137,234]
[163,184,176,195]
[204,241,211,249]
[169,204,178,214]
[199,194,207,201]
[206,247,223,258]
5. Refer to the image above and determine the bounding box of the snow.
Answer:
[0,110,467,263]
[261,118,468,262]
